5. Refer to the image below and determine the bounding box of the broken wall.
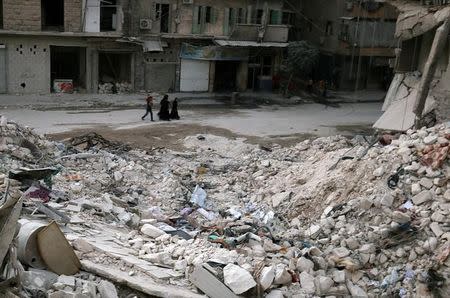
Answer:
[2,36,91,94]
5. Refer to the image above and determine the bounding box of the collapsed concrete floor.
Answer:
[0,114,449,298]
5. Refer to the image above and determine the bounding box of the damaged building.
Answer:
[0,0,297,94]
[374,0,450,131]
[0,0,135,94]
[131,0,297,93]
[298,0,399,90]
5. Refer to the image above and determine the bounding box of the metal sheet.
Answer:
[214,40,289,48]
[37,221,81,275]
[143,40,163,52]
[85,0,100,33]
[180,59,210,92]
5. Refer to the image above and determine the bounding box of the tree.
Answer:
[283,41,320,95]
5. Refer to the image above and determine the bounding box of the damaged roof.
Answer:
[387,0,450,40]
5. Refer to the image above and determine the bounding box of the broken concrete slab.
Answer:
[81,260,204,298]
[190,264,240,298]
[223,264,256,295]
[98,280,118,298]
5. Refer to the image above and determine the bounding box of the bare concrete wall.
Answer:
[2,36,90,94]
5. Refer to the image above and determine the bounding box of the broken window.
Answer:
[155,3,170,33]
[270,10,281,25]
[397,36,422,72]
[237,8,246,24]
[339,21,350,41]
[262,56,272,76]
[205,6,212,23]
[282,12,295,25]
[326,21,333,36]
[256,9,264,24]
[41,0,64,31]
[0,0,3,29]
[192,6,216,34]
[100,0,118,32]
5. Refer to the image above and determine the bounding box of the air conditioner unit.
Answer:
[182,0,193,4]
[140,19,152,30]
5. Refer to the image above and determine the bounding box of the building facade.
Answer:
[298,0,399,90]
[0,0,296,94]
[0,0,136,94]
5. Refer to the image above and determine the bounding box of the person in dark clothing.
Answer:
[170,98,180,120]
[158,95,171,121]
[141,95,154,121]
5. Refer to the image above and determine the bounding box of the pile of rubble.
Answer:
[98,82,133,94]
[1,114,449,297]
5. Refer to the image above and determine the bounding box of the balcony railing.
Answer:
[229,24,290,43]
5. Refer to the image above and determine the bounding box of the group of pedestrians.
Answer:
[141,94,180,121]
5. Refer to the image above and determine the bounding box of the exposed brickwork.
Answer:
[65,0,82,32]
[3,0,41,31]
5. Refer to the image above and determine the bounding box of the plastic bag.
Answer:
[191,185,206,207]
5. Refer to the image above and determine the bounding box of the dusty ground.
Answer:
[2,99,381,150]
[48,123,318,151]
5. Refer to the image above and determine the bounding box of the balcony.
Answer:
[229,24,290,43]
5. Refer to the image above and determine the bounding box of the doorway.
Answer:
[98,52,132,86]
[214,61,239,91]
[0,46,6,93]
[50,46,87,92]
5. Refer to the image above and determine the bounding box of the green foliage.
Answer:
[286,41,320,77]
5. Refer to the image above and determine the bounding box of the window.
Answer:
[205,6,212,23]
[0,0,3,29]
[256,9,264,24]
[100,0,118,32]
[229,8,235,25]
[282,12,295,25]
[326,21,333,36]
[270,10,281,25]
[41,0,64,31]
[262,56,272,76]
[155,3,170,33]
[237,8,246,24]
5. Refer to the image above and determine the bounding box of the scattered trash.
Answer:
[191,185,207,207]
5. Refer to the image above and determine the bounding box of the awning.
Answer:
[116,37,168,52]
[143,40,168,52]
[214,40,289,48]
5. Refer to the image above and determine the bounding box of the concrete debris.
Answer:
[1,117,450,297]
[223,264,256,294]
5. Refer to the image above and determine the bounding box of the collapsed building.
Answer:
[374,0,450,131]
[1,110,450,297]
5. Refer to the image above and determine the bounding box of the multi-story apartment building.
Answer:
[0,0,133,94]
[131,0,297,93]
[298,0,399,90]
[0,0,297,94]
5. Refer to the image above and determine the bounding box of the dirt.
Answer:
[48,123,317,151]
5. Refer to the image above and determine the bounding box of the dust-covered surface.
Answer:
[1,114,450,297]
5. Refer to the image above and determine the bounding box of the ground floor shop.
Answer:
[316,52,394,91]
[0,35,138,94]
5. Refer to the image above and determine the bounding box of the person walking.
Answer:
[158,95,170,121]
[141,95,154,121]
[170,98,180,120]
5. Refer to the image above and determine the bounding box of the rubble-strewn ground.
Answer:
[1,112,449,298]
